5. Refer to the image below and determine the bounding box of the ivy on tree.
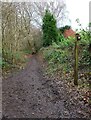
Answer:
[42,10,58,47]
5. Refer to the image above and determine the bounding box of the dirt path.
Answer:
[2,55,90,119]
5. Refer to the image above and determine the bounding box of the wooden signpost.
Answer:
[74,33,81,86]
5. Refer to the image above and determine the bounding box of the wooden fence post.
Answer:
[74,33,81,86]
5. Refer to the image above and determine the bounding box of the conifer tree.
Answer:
[42,10,58,46]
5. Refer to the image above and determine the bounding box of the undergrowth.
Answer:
[40,30,91,79]
[2,50,28,78]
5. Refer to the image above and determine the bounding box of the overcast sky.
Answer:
[66,0,90,30]
[1,0,90,30]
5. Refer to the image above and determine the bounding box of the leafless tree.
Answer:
[1,1,68,65]
[22,1,68,28]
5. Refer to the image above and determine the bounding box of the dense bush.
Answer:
[79,30,91,67]
[41,37,75,74]
[41,28,91,75]
[59,25,71,34]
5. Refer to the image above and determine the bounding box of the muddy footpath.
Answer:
[2,55,90,119]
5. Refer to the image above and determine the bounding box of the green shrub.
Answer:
[79,30,90,45]
[78,29,91,67]
[42,41,74,74]
[41,22,91,75]
[59,25,71,34]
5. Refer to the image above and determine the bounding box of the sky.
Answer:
[1,0,90,30]
[66,0,90,30]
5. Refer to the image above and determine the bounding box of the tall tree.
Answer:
[42,10,58,46]
[24,1,67,28]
